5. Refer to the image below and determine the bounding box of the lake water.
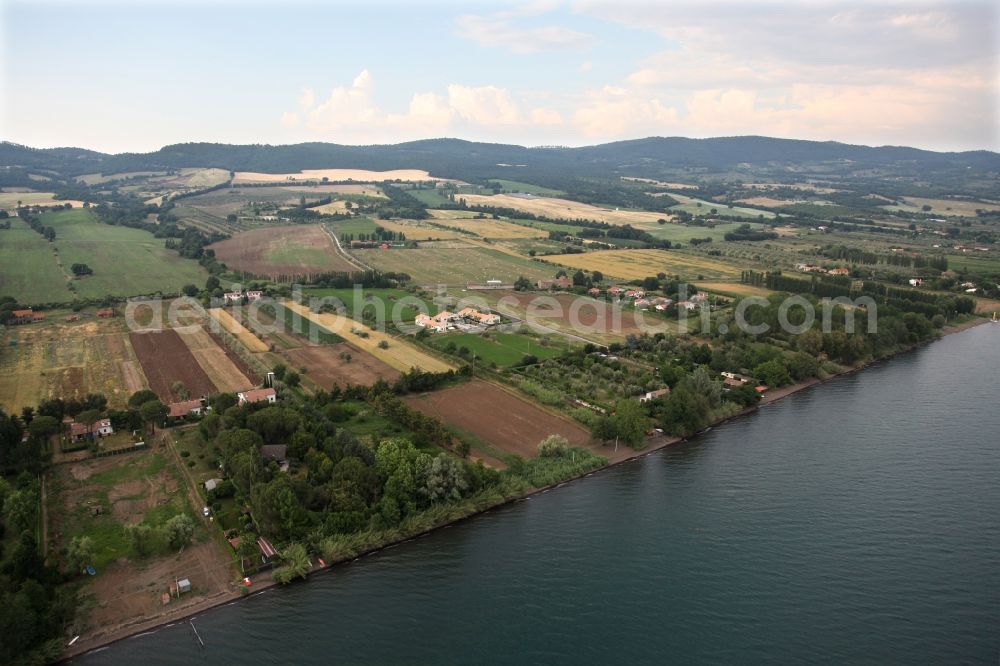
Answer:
[75,324,1000,665]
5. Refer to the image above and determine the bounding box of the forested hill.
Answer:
[2,136,998,185]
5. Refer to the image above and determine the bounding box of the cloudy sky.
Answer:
[1,0,997,153]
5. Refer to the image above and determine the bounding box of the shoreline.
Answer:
[60,316,993,661]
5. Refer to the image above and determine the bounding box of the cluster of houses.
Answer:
[165,388,276,423]
[721,371,768,394]
[595,286,709,312]
[537,276,573,290]
[222,290,264,304]
[65,416,115,442]
[9,308,45,325]
[796,264,850,276]
[415,307,501,333]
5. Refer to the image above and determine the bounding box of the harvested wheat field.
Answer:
[233,168,440,184]
[697,282,775,298]
[174,325,253,393]
[404,380,592,460]
[208,225,356,277]
[282,343,400,388]
[374,219,468,240]
[426,216,546,239]
[542,249,742,280]
[307,200,351,215]
[283,300,454,373]
[209,308,269,352]
[129,329,216,401]
[461,193,668,225]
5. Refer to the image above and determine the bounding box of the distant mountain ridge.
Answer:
[2,136,998,183]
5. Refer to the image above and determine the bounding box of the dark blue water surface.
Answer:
[77,325,1000,665]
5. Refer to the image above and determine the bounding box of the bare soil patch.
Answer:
[495,291,646,337]
[404,380,592,459]
[129,328,216,401]
[175,325,253,393]
[208,225,356,277]
[282,343,400,389]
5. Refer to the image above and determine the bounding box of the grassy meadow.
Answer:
[302,287,440,322]
[0,216,75,302]
[427,331,569,367]
[26,208,209,301]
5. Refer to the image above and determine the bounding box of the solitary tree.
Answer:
[128,389,158,409]
[139,400,168,434]
[163,514,195,549]
[76,409,101,440]
[66,536,95,574]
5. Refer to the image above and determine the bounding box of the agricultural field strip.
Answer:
[233,168,442,183]
[0,319,148,412]
[174,324,253,393]
[423,216,547,239]
[282,300,455,373]
[460,193,669,225]
[208,309,270,352]
[539,248,743,280]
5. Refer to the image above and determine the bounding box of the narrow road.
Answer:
[322,223,371,271]
[159,428,208,525]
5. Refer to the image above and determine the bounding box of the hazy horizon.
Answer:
[2,0,997,154]
[4,133,1000,157]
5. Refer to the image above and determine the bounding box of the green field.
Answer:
[355,246,556,284]
[508,219,593,235]
[669,194,777,220]
[302,287,440,322]
[491,180,566,196]
[49,452,196,570]
[267,243,340,267]
[0,217,75,302]
[30,208,209,301]
[328,217,380,237]
[946,254,1000,274]
[428,331,569,367]
[645,220,772,244]
[405,189,454,206]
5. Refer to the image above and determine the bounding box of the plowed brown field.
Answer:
[404,380,592,459]
[282,343,400,389]
[129,329,216,401]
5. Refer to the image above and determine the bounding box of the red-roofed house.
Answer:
[69,418,114,442]
[257,536,280,565]
[11,309,36,325]
[238,388,277,406]
[457,307,501,326]
[537,276,573,290]
[168,399,205,420]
